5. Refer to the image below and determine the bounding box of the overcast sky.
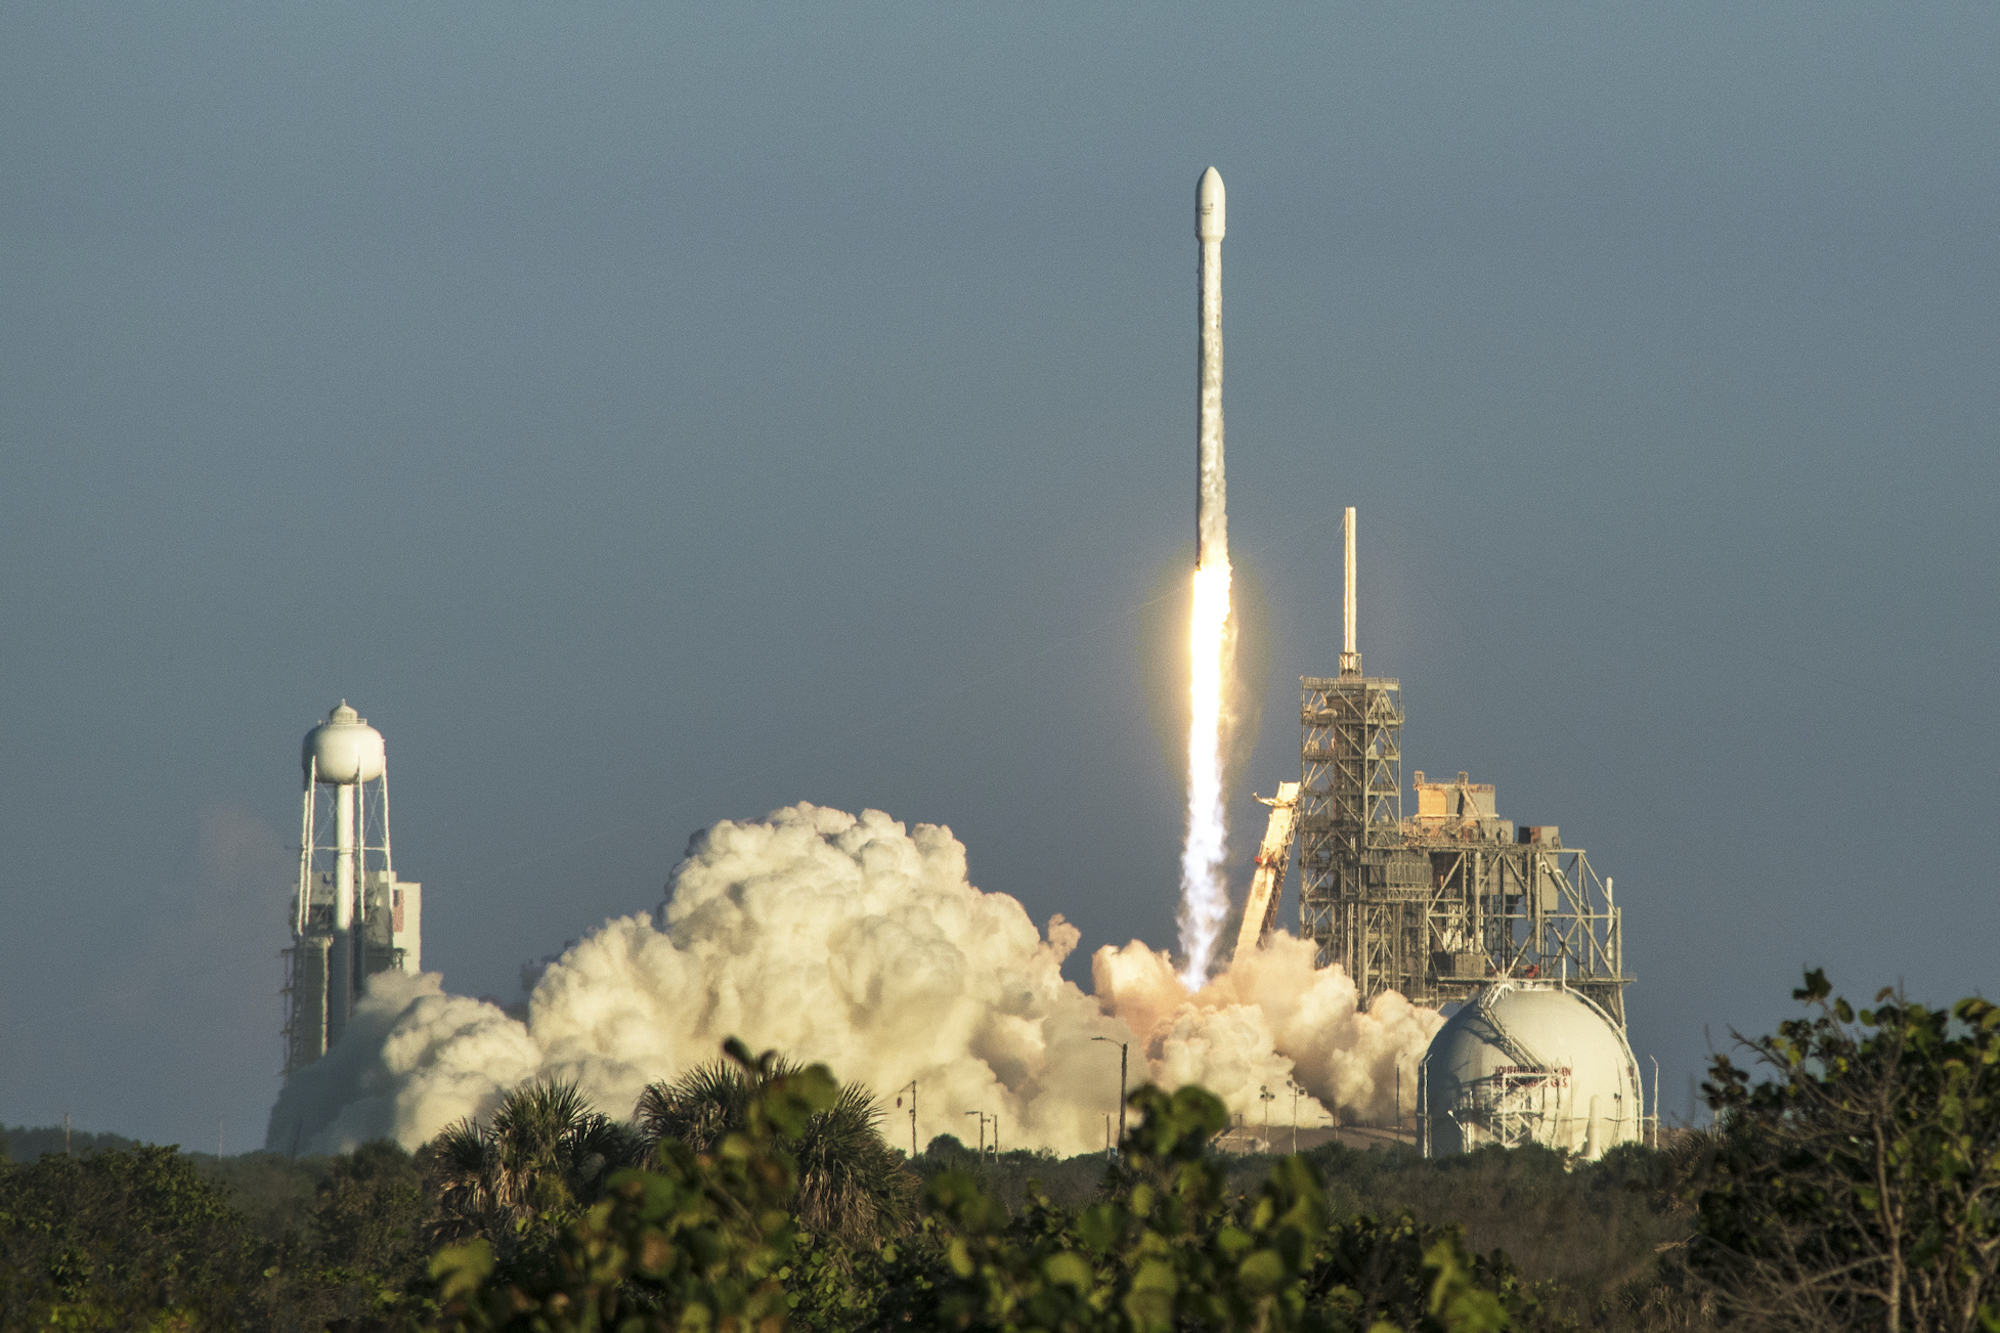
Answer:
[3,3,1996,1150]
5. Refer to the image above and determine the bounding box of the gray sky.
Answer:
[3,3,1995,1150]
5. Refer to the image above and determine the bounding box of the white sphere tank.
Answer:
[303,701,386,785]
[1422,982,1643,1161]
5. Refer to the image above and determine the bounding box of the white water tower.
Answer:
[283,702,422,1077]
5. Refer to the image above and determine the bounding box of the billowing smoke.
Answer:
[267,804,1441,1157]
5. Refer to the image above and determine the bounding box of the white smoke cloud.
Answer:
[266,804,1441,1156]
[1094,932,1443,1124]
[266,971,542,1157]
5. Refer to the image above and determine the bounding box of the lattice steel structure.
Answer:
[282,702,421,1080]
[1293,508,1629,1025]
[1296,685,1630,1025]
[1412,789,1627,1023]
[1297,673,1414,990]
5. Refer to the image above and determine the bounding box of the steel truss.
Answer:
[1296,675,1629,1025]
[282,767,399,1080]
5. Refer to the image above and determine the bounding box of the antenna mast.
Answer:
[1340,506,1360,676]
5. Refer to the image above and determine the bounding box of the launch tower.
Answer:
[1290,516,1629,1023]
[282,702,421,1076]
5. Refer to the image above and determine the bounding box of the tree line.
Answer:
[1,972,1996,1331]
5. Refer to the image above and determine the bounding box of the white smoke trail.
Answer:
[265,804,1438,1157]
[1177,560,1233,987]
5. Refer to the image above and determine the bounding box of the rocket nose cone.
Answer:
[1197,167,1226,240]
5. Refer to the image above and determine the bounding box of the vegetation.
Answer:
[0,1124,140,1161]
[0,1135,442,1330]
[804,1084,1554,1333]
[433,1041,839,1331]
[0,1141,250,1330]
[431,1079,647,1256]
[637,1055,917,1243]
[1693,969,2000,1331]
[4,973,1995,1330]
[266,1139,438,1329]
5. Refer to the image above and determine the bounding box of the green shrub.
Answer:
[0,1143,251,1330]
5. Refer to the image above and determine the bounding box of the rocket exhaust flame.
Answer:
[1179,166,1231,987]
[1179,561,1232,985]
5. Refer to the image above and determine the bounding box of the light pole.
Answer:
[1259,1085,1276,1150]
[1651,1056,1661,1149]
[1420,1056,1431,1159]
[1286,1078,1303,1154]
[1092,1036,1128,1157]
[965,1110,986,1156]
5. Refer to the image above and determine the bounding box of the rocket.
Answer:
[1192,166,1224,564]
[1196,167,1227,571]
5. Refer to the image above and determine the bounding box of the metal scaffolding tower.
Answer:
[1291,510,1630,1024]
[1294,701,1630,1024]
[1297,672,1410,982]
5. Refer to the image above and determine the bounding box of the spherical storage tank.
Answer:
[303,701,386,784]
[1422,982,1643,1161]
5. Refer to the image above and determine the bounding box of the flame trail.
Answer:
[1178,559,1232,986]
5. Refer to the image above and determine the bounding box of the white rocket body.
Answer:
[1196,167,1228,571]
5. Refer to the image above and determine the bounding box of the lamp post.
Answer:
[1420,1056,1432,1159]
[1092,1036,1128,1158]
[1650,1056,1661,1149]
[1259,1085,1276,1151]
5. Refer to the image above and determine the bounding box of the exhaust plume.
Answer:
[1177,562,1233,986]
[266,804,1439,1157]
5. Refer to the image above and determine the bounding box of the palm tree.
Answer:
[636,1058,916,1243]
[430,1079,645,1246]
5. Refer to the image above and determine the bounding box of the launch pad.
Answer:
[1239,514,1631,1026]
[1295,674,1627,1023]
